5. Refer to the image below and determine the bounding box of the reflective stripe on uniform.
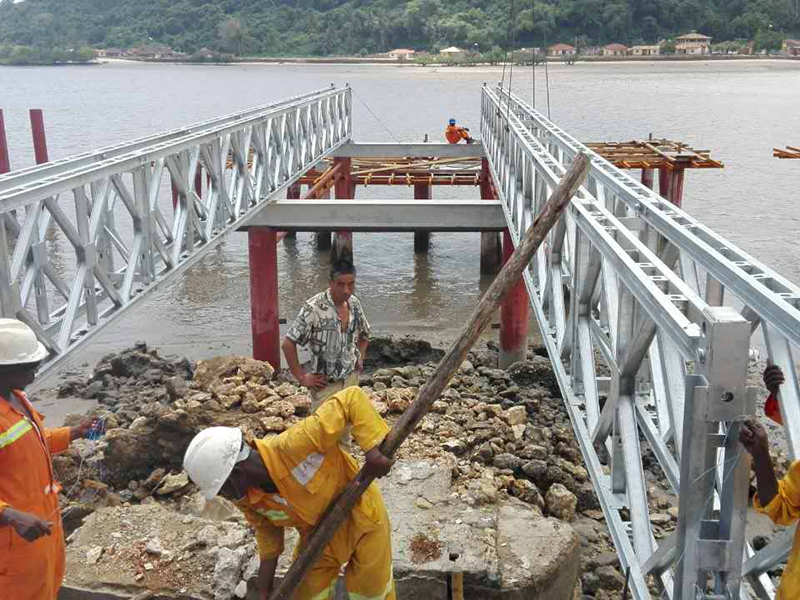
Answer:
[291,452,324,486]
[348,575,394,600]
[264,510,289,521]
[0,418,33,449]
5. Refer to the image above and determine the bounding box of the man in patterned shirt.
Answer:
[282,259,371,425]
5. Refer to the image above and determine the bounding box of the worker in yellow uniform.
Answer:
[0,319,95,599]
[445,118,475,145]
[183,386,396,600]
[740,364,798,599]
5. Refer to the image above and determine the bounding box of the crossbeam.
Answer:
[242,199,506,231]
[332,142,485,159]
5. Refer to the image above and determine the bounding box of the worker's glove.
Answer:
[3,508,53,542]
[361,446,395,480]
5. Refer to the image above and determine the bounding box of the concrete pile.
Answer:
[50,337,694,599]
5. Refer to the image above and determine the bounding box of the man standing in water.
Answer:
[281,259,371,443]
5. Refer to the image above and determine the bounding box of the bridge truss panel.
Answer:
[0,87,352,378]
[482,85,800,599]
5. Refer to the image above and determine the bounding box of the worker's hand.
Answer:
[362,447,394,480]
[70,418,98,441]
[301,373,328,390]
[764,365,785,396]
[3,508,53,542]
[740,419,770,458]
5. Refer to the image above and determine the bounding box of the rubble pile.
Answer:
[51,337,698,598]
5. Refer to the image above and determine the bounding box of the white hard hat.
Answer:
[183,427,246,500]
[0,319,48,366]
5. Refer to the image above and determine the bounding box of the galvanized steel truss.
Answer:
[482,85,800,599]
[0,86,352,377]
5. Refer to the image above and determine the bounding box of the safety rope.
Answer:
[352,88,401,143]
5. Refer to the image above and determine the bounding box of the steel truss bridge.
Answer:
[1,85,799,599]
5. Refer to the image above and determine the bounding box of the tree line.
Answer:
[0,0,798,58]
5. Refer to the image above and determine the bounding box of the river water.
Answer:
[1,59,799,388]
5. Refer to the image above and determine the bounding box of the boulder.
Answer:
[546,483,578,522]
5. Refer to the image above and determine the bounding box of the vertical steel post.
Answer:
[315,187,332,251]
[669,167,686,208]
[658,167,671,201]
[641,168,654,189]
[413,182,432,253]
[249,227,281,370]
[499,229,530,368]
[674,307,752,599]
[283,182,301,239]
[0,110,10,174]
[29,109,50,164]
[331,157,353,262]
[480,158,502,274]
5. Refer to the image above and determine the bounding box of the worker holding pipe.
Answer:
[183,386,396,600]
[445,118,475,145]
[740,365,799,599]
[0,319,96,600]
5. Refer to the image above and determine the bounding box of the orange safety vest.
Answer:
[445,125,468,144]
[0,390,71,600]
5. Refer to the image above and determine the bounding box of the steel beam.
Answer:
[332,142,485,159]
[242,200,507,232]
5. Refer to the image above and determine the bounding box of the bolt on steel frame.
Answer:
[0,86,352,378]
[483,84,800,599]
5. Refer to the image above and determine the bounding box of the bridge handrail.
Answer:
[0,87,333,193]
[495,86,800,352]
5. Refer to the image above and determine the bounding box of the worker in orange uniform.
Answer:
[183,386,396,600]
[445,118,475,144]
[740,364,799,598]
[0,318,95,599]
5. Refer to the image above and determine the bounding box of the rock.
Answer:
[585,552,620,571]
[384,388,414,413]
[260,417,285,433]
[234,581,248,598]
[546,483,578,522]
[85,546,103,564]
[194,356,274,390]
[442,440,468,456]
[218,525,248,548]
[240,394,261,414]
[213,547,248,600]
[506,406,528,426]
[511,424,526,440]
[650,513,671,525]
[164,376,189,401]
[156,472,190,495]
[273,400,295,419]
[274,382,296,397]
[667,506,680,520]
[287,394,312,416]
[510,479,544,509]
[492,453,521,471]
[145,538,163,556]
[415,497,433,510]
[522,459,547,480]
[595,565,625,591]
[144,562,154,571]
[459,360,475,375]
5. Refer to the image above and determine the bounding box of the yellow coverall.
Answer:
[755,460,800,599]
[236,386,396,600]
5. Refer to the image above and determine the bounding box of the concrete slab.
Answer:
[61,461,579,600]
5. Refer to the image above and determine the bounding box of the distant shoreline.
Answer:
[97,54,800,68]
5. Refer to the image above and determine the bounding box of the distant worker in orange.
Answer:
[445,118,475,145]
[0,319,96,599]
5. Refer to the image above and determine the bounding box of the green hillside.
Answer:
[0,0,797,57]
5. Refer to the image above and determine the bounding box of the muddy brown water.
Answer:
[1,60,798,422]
